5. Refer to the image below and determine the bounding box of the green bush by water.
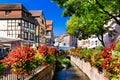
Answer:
[57,57,71,67]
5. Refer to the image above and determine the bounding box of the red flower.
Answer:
[117,63,120,67]
[4,46,37,75]
[48,47,59,55]
[109,42,117,50]
[0,59,6,63]
[27,56,35,61]
[38,45,48,56]
[117,70,120,74]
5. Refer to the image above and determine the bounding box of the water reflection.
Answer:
[53,63,90,80]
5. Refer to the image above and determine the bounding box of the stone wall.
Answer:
[70,56,108,80]
[24,63,56,80]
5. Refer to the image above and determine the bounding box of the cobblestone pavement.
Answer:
[53,61,90,80]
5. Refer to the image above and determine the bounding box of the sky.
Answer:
[0,0,70,36]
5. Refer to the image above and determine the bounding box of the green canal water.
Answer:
[53,57,90,80]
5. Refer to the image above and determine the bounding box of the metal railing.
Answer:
[0,66,44,80]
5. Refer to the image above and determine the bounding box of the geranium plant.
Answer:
[38,45,48,56]
[38,46,58,64]
[46,47,59,64]
[5,46,37,75]
[101,42,120,79]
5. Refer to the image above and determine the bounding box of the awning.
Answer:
[0,36,22,44]
[0,44,10,48]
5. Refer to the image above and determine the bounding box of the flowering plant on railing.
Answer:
[34,51,45,66]
[0,45,59,77]
[46,47,59,64]
[38,45,48,57]
[101,42,120,79]
[38,45,59,64]
[67,42,120,79]
[69,48,84,57]
[4,46,38,75]
[48,47,59,55]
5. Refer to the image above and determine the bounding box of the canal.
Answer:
[53,57,90,80]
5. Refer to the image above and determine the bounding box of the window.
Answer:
[24,21,28,27]
[12,20,15,22]
[46,31,51,36]
[41,29,44,35]
[8,20,11,22]
[18,22,22,26]
[5,10,11,15]
[16,20,20,22]
[35,36,39,43]
[30,24,35,30]
[30,33,34,40]
[24,12,27,17]
[24,32,28,39]
[30,24,34,29]
[46,39,51,43]
[25,13,29,18]
[42,19,44,24]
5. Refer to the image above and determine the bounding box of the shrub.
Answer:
[115,42,120,51]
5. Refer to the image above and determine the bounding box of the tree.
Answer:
[52,0,120,46]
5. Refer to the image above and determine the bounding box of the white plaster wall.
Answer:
[77,37,102,48]
[0,20,7,37]
[77,39,83,47]
[71,56,109,80]
[63,36,70,47]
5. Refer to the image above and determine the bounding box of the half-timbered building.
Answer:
[0,4,36,48]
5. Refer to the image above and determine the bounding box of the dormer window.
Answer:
[5,10,11,16]
[42,19,44,24]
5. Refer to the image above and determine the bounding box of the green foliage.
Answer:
[57,57,71,67]
[115,42,120,51]
[52,0,120,46]
[45,54,55,64]
[0,63,6,77]
[111,50,120,59]
[80,49,93,61]
[35,52,45,66]
[68,42,120,79]
[0,63,5,71]
[96,46,104,51]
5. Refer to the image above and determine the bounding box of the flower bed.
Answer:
[0,45,59,79]
[68,42,120,80]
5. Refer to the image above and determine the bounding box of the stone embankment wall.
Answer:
[70,56,108,80]
[25,63,56,80]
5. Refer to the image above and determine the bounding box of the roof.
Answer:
[46,20,52,25]
[59,33,70,40]
[47,25,52,30]
[30,10,43,17]
[46,20,53,30]
[0,4,29,14]
[0,4,22,10]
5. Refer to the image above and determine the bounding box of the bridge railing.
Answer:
[0,63,56,80]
